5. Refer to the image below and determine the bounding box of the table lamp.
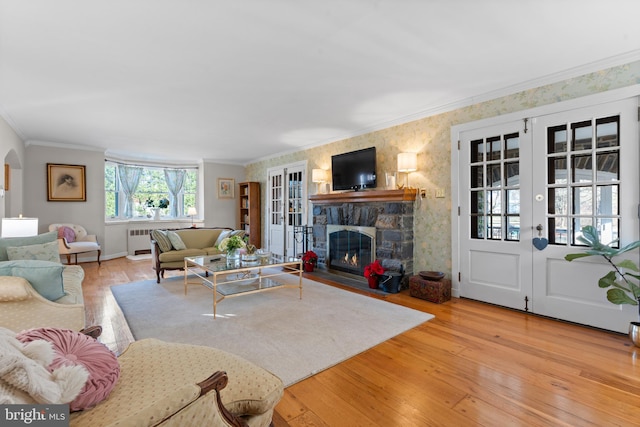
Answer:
[312,169,328,194]
[397,152,417,188]
[1,216,39,237]
[187,207,198,228]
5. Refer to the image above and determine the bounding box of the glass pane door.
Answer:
[287,170,303,227]
[546,115,620,246]
[270,173,283,227]
[469,132,521,241]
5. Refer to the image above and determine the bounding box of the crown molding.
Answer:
[25,139,106,153]
[249,50,640,166]
[0,107,26,141]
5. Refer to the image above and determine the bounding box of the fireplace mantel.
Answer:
[309,188,417,205]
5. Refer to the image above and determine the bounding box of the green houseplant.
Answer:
[565,225,640,345]
[217,234,246,258]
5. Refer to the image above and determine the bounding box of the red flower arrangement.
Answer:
[301,250,318,265]
[364,260,385,279]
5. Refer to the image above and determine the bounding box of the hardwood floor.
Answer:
[84,258,640,426]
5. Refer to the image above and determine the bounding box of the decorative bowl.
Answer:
[419,271,445,281]
[241,253,258,262]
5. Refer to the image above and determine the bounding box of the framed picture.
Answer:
[47,163,86,201]
[217,178,235,199]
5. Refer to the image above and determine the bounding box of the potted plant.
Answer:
[218,234,246,259]
[364,260,385,289]
[565,225,640,345]
[145,197,170,220]
[158,197,170,209]
[301,250,318,272]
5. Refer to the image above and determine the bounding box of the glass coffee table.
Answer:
[184,254,302,318]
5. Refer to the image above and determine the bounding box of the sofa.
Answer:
[0,265,85,333]
[1,326,283,427]
[0,231,86,332]
[151,227,242,283]
[70,338,284,427]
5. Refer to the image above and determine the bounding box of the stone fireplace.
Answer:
[309,189,417,284]
[326,225,376,276]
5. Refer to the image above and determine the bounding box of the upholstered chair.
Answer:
[48,223,101,265]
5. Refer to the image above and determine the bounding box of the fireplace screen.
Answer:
[327,228,374,276]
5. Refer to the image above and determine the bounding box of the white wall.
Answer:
[0,117,25,221]
[21,146,246,259]
[202,161,246,230]
[23,144,105,248]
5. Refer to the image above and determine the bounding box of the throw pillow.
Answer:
[0,231,58,261]
[0,276,31,302]
[0,260,65,301]
[57,226,76,243]
[17,328,120,412]
[166,230,187,250]
[230,230,246,238]
[214,230,231,247]
[0,326,88,406]
[6,241,61,263]
[151,230,172,252]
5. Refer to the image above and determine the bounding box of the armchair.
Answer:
[48,223,101,265]
[70,338,284,426]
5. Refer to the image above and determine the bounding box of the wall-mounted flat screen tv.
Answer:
[331,147,377,191]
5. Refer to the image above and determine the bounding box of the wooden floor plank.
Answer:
[82,259,640,426]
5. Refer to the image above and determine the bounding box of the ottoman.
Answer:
[409,275,452,303]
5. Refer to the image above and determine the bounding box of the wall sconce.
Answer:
[397,152,417,188]
[1,216,39,237]
[187,207,198,228]
[312,169,328,194]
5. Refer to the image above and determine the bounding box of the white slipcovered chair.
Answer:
[49,223,101,265]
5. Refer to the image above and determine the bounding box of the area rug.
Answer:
[110,274,433,386]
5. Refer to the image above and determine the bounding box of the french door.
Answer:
[268,169,285,260]
[267,162,307,261]
[457,97,639,333]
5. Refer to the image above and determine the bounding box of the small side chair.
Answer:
[49,223,101,265]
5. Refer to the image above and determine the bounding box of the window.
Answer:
[105,161,198,219]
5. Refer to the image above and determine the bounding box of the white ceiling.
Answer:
[1,1,639,164]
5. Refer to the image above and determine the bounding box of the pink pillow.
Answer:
[57,226,76,243]
[17,328,120,411]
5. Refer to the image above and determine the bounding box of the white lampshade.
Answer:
[311,169,327,183]
[187,207,198,216]
[397,152,418,172]
[1,217,39,237]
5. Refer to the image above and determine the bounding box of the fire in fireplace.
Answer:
[326,225,376,277]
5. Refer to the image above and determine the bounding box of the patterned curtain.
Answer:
[117,165,143,218]
[164,169,186,218]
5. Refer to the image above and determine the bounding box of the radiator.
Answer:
[127,228,153,255]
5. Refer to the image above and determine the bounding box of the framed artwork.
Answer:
[217,178,235,199]
[47,163,86,201]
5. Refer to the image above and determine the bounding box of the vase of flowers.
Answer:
[218,234,246,260]
[146,197,170,220]
[301,250,318,272]
[364,260,385,289]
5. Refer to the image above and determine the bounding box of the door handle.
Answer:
[532,224,548,250]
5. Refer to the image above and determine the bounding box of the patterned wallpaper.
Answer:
[246,61,640,279]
